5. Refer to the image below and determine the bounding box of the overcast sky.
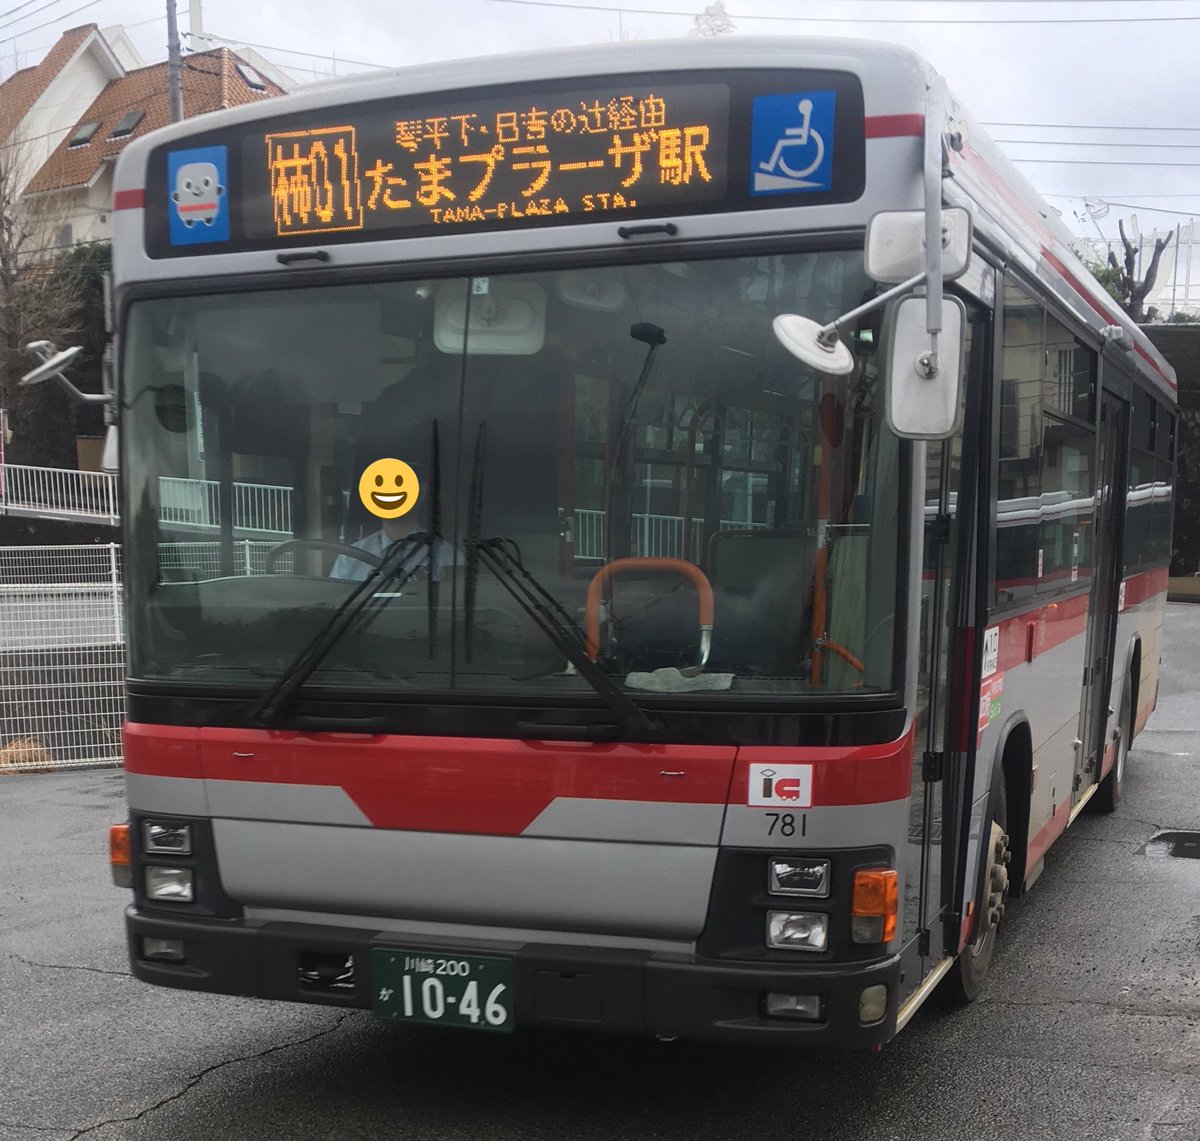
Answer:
[6,0,1200,269]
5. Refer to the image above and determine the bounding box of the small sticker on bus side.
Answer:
[748,764,813,808]
[981,626,999,678]
[978,674,1004,744]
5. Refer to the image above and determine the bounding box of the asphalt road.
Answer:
[2,606,1198,1141]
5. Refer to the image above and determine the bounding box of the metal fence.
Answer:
[158,476,293,535]
[0,463,119,524]
[573,509,767,560]
[0,544,124,773]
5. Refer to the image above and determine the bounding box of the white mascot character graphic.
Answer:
[172,162,225,228]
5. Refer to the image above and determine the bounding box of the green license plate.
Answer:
[371,948,514,1032]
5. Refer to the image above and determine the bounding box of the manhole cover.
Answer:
[1137,831,1200,859]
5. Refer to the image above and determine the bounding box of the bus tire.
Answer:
[940,770,1009,1005]
[1093,681,1131,815]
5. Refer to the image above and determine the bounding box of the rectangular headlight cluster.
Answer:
[143,821,192,855]
[766,910,828,952]
[145,866,194,903]
[768,857,830,898]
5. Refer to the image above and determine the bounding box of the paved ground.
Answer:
[1,606,1198,1141]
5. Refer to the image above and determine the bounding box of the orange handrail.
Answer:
[585,557,714,664]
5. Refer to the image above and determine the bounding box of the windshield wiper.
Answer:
[250,532,430,725]
[467,535,665,740]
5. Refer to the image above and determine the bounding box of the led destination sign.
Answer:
[146,70,865,255]
[254,83,727,238]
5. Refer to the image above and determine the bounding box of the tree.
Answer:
[0,132,106,467]
[690,1,736,36]
[1106,218,1173,323]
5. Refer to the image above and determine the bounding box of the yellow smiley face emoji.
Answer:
[358,458,420,520]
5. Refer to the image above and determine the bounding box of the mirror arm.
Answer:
[818,270,926,345]
[924,76,949,340]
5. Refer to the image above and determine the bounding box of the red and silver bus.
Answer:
[108,35,1176,1047]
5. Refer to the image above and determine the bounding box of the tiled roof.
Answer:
[0,25,98,147]
[23,48,285,195]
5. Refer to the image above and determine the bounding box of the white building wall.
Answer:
[16,46,115,191]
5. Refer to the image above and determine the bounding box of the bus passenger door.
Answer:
[901,432,961,989]
[1076,389,1128,807]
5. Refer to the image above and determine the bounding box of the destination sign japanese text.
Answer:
[247,83,729,240]
[145,69,867,256]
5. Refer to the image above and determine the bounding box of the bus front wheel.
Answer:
[941,772,1009,1004]
[1092,682,1131,815]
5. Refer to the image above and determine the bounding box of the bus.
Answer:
[106,35,1176,1047]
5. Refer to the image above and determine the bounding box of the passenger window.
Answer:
[996,281,1096,606]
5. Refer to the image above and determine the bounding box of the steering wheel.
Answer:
[265,538,383,574]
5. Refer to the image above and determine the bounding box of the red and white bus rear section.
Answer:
[119,724,911,1046]
[972,567,1165,899]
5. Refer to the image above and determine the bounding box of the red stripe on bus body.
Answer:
[951,144,1175,393]
[123,723,917,833]
[113,189,145,210]
[1121,565,1169,609]
[734,728,916,806]
[1026,793,1072,868]
[1041,249,1177,392]
[864,114,924,139]
[989,566,1167,675]
[128,726,738,835]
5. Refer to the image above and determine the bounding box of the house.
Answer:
[0,24,142,202]
[2,25,287,253]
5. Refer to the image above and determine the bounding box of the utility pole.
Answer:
[189,0,210,51]
[166,0,184,123]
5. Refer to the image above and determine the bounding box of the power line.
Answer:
[0,0,78,34]
[1044,193,1200,199]
[1103,200,1200,218]
[483,0,1200,23]
[996,139,1200,151]
[985,121,1200,132]
[187,30,390,70]
[1010,156,1200,167]
[0,0,108,44]
[0,0,56,25]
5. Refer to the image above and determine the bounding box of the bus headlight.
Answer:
[766,910,828,952]
[768,857,830,897]
[143,821,192,855]
[145,867,194,903]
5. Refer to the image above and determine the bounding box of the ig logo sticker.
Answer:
[748,764,814,808]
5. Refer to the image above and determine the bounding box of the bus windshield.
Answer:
[122,249,902,698]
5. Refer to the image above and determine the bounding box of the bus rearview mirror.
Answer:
[866,207,973,285]
[886,294,966,439]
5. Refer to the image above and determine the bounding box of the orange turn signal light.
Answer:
[109,823,131,866]
[109,823,132,888]
[852,868,899,944]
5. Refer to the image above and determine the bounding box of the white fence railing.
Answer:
[573,509,767,560]
[159,540,291,579]
[158,477,293,535]
[0,544,124,772]
[0,465,294,534]
[0,463,119,524]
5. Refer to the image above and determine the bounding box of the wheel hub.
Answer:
[986,820,1010,930]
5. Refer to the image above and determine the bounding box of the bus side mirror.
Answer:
[866,207,972,284]
[886,294,966,439]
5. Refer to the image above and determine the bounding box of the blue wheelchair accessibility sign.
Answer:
[750,91,836,196]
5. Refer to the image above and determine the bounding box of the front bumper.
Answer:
[126,906,902,1047]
